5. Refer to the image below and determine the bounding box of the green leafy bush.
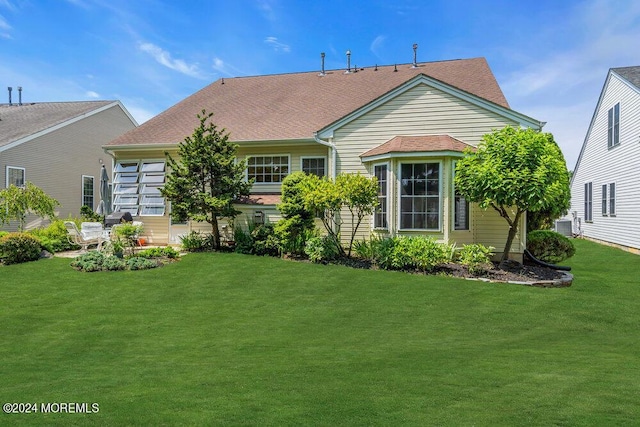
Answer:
[70,251,106,272]
[136,247,179,259]
[527,230,576,264]
[305,235,340,263]
[391,236,454,272]
[0,232,43,265]
[235,222,280,256]
[457,244,494,275]
[80,205,104,223]
[0,231,8,239]
[180,231,211,252]
[127,257,158,270]
[28,219,80,253]
[102,255,126,271]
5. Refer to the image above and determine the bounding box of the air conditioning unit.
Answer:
[555,219,573,237]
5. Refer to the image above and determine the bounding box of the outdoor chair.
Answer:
[64,221,105,252]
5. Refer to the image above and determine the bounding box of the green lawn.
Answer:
[1,239,639,426]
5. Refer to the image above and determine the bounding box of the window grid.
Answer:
[6,166,25,188]
[609,183,616,216]
[374,164,388,229]
[453,162,469,230]
[602,184,607,216]
[82,176,94,209]
[113,161,166,216]
[608,103,620,148]
[247,156,289,183]
[400,163,439,230]
[584,182,593,222]
[302,157,326,177]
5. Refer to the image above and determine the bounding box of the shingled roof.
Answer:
[360,135,475,159]
[613,66,640,90]
[0,101,114,148]
[107,57,510,147]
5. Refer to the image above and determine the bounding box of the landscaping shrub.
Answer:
[180,231,210,252]
[0,232,43,265]
[354,236,396,270]
[136,247,179,259]
[457,244,494,275]
[305,235,340,263]
[102,255,126,271]
[391,236,454,272]
[80,205,104,223]
[70,251,106,272]
[527,230,576,264]
[234,221,280,257]
[0,231,8,239]
[28,219,80,253]
[127,257,158,271]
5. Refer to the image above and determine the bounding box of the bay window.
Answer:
[399,162,440,230]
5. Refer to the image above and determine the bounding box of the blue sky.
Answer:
[1,0,640,168]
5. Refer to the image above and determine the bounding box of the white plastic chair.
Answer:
[64,221,105,251]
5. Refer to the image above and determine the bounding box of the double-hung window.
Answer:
[609,183,616,216]
[374,164,388,229]
[247,155,289,183]
[113,161,166,216]
[601,184,607,216]
[584,182,593,222]
[453,162,469,230]
[400,162,440,230]
[82,176,95,209]
[6,166,25,188]
[301,157,326,177]
[608,103,620,148]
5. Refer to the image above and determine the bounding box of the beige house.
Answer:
[105,57,543,260]
[0,100,137,230]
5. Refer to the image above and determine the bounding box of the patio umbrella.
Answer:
[96,164,110,216]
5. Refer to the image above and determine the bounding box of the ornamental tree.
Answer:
[0,182,60,231]
[275,171,317,256]
[454,126,570,263]
[161,110,252,250]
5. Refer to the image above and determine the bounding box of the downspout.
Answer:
[313,132,337,179]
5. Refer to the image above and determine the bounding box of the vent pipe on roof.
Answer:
[345,50,351,74]
[7,86,12,105]
[319,52,326,76]
[18,86,22,105]
[412,43,418,68]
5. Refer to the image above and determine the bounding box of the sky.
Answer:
[1,0,640,169]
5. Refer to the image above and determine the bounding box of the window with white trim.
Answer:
[6,166,25,188]
[584,182,593,222]
[608,103,620,148]
[82,175,94,209]
[301,157,326,177]
[453,162,469,230]
[247,155,289,183]
[609,183,616,216]
[601,184,607,216]
[374,164,388,229]
[400,162,440,230]
[113,161,166,216]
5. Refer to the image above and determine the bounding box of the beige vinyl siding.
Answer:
[473,207,525,260]
[333,83,519,174]
[0,104,136,231]
[570,73,640,250]
[332,83,523,252]
[237,143,328,193]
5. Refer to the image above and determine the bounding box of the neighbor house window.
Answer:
[609,183,616,216]
[608,103,620,148]
[400,162,440,230]
[113,161,166,216]
[301,157,326,177]
[584,182,593,222]
[453,162,469,230]
[6,166,25,188]
[374,164,388,229]
[601,184,607,216]
[82,175,94,209]
[247,155,289,183]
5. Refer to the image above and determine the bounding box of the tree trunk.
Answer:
[210,215,221,250]
[501,210,522,263]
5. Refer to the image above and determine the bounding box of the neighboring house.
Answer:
[0,100,138,230]
[568,66,640,253]
[105,57,543,260]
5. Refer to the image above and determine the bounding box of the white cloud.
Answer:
[139,42,204,78]
[211,56,246,77]
[0,14,12,38]
[264,36,290,53]
[86,90,100,98]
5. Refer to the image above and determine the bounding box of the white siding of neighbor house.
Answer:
[569,72,640,250]
[0,104,136,231]
[331,82,525,257]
